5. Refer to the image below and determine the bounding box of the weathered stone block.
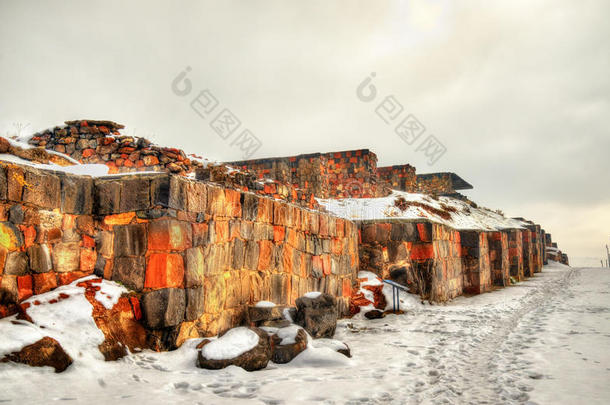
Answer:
[242,194,258,221]
[114,223,147,257]
[185,181,207,212]
[203,243,230,275]
[203,275,226,314]
[0,165,7,200]
[232,238,245,270]
[22,169,61,209]
[52,242,80,273]
[145,253,185,289]
[141,288,186,329]
[271,273,290,304]
[112,256,145,291]
[61,175,94,215]
[120,177,151,212]
[150,175,170,207]
[148,219,192,251]
[4,251,28,276]
[185,247,204,287]
[95,179,122,215]
[0,222,24,251]
[27,244,52,273]
[185,286,205,321]
[168,175,188,211]
[8,205,24,224]
[245,240,259,270]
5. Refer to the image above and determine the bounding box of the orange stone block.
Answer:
[33,272,57,295]
[57,271,90,286]
[104,212,136,226]
[322,255,331,276]
[411,243,434,261]
[82,235,96,248]
[215,220,229,243]
[258,240,273,270]
[19,225,36,248]
[17,275,33,301]
[273,226,285,243]
[80,248,97,272]
[145,253,184,289]
[148,220,192,251]
[342,278,353,297]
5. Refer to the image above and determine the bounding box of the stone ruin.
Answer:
[0,119,570,354]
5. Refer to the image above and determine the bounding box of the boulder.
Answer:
[364,309,385,319]
[270,326,308,364]
[197,327,271,371]
[248,302,284,326]
[1,336,72,372]
[294,292,337,339]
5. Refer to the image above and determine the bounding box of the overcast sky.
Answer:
[1,0,608,266]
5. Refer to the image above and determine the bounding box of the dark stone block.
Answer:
[232,238,245,270]
[460,231,479,248]
[95,179,121,215]
[114,223,147,257]
[150,175,170,207]
[0,165,7,200]
[242,194,258,221]
[8,205,24,224]
[136,208,176,219]
[93,255,106,277]
[4,251,29,275]
[22,169,61,209]
[185,287,204,321]
[61,175,94,215]
[112,256,145,291]
[294,293,337,338]
[141,288,186,329]
[245,240,259,270]
[168,176,187,211]
[120,177,151,212]
[27,244,52,273]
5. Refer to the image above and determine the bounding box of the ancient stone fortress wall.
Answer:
[460,231,492,295]
[357,220,463,302]
[0,161,358,347]
[508,230,525,281]
[227,149,382,199]
[376,165,417,194]
[414,173,455,195]
[489,231,510,287]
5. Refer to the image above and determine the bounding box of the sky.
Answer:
[1,0,608,266]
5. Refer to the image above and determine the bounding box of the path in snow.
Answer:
[0,263,608,404]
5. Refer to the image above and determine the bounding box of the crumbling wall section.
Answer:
[460,231,492,294]
[489,231,510,287]
[0,161,359,345]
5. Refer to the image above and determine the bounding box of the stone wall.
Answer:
[489,231,510,287]
[508,229,524,281]
[460,231,492,294]
[227,149,382,199]
[357,220,463,302]
[376,164,417,193]
[0,161,358,346]
[415,174,454,195]
[522,229,535,278]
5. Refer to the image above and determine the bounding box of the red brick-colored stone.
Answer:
[148,220,192,251]
[417,223,431,242]
[17,275,33,301]
[258,240,273,270]
[80,248,97,272]
[273,226,286,243]
[411,243,434,260]
[145,253,185,289]
[32,272,57,295]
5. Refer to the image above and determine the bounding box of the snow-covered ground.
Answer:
[1,262,608,404]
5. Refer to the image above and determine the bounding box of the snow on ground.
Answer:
[318,190,529,232]
[1,263,609,404]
